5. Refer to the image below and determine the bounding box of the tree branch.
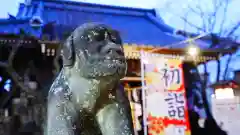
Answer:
[218,0,230,35]
[8,36,23,67]
[5,67,29,92]
[179,15,204,32]
[206,0,225,32]
[179,0,233,36]
[195,3,207,31]
[226,21,240,37]
[187,6,202,15]
[1,35,31,93]
[186,5,207,33]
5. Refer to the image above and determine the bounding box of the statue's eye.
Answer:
[84,29,105,42]
[92,30,106,42]
[93,26,110,42]
[84,27,120,43]
[86,34,93,42]
[83,32,93,42]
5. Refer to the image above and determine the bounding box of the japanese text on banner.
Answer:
[143,55,191,135]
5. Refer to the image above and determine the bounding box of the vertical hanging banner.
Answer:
[142,53,191,135]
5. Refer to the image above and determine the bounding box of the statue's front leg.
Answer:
[96,86,134,135]
[96,102,134,135]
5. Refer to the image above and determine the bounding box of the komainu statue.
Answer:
[46,23,134,135]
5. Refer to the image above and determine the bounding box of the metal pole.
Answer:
[140,50,148,135]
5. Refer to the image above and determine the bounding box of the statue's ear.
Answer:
[62,35,75,67]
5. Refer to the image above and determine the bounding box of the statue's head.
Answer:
[62,23,127,80]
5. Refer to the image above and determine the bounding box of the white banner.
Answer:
[142,53,191,135]
[212,96,240,135]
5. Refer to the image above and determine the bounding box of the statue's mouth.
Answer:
[83,56,126,78]
[83,43,126,77]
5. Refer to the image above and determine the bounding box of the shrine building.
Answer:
[0,0,229,84]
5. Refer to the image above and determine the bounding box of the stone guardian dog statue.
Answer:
[46,23,134,135]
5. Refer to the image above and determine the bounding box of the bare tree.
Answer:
[0,36,30,93]
[0,34,42,108]
[160,0,240,40]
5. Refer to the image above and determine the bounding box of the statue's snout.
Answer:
[102,42,124,57]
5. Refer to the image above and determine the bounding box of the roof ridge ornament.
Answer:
[30,16,43,28]
[8,14,16,20]
[24,0,32,6]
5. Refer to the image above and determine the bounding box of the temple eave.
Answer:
[38,40,219,62]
